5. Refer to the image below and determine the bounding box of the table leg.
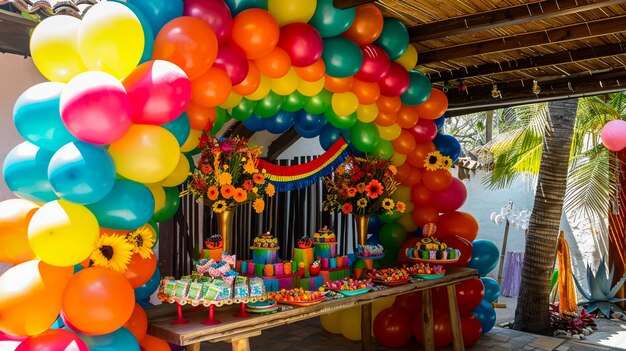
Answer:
[360,303,372,351]
[231,338,251,351]
[185,343,200,351]
[172,303,189,325]
[421,289,435,351]
[447,285,465,351]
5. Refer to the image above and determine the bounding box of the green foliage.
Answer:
[573,258,626,318]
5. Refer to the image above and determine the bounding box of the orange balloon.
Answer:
[377,95,402,114]
[186,102,216,130]
[392,130,416,154]
[294,59,325,82]
[437,211,479,242]
[342,4,384,46]
[411,206,439,227]
[415,88,448,120]
[124,303,148,342]
[125,253,157,288]
[255,47,291,78]
[324,75,354,93]
[191,67,232,108]
[410,183,433,206]
[396,163,421,186]
[351,79,380,105]
[396,105,419,128]
[62,267,135,335]
[140,335,171,351]
[422,169,453,192]
[375,111,397,127]
[233,61,261,96]
[0,199,38,264]
[231,9,280,60]
[99,227,131,237]
[406,142,436,168]
[153,17,218,80]
[0,260,73,336]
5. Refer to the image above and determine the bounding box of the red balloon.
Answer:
[410,183,432,206]
[184,0,233,44]
[432,277,484,315]
[439,235,473,268]
[416,88,448,120]
[437,211,479,241]
[409,118,438,143]
[396,163,421,186]
[355,45,390,82]
[214,45,249,85]
[430,178,467,213]
[461,313,483,347]
[125,253,157,288]
[413,311,453,349]
[373,306,413,348]
[411,206,439,227]
[16,329,88,351]
[393,291,422,316]
[379,62,410,97]
[422,169,453,192]
[278,23,323,67]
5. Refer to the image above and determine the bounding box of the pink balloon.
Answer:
[379,61,410,97]
[409,119,438,143]
[60,71,132,145]
[355,45,390,82]
[122,60,191,125]
[0,332,25,342]
[214,45,250,85]
[601,119,626,151]
[184,0,233,44]
[16,329,88,351]
[431,178,467,213]
[277,23,323,67]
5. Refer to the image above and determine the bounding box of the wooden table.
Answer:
[147,267,478,351]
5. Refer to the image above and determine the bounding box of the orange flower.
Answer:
[207,186,219,200]
[201,164,212,174]
[336,165,345,175]
[253,198,265,213]
[388,165,397,175]
[253,173,265,184]
[266,183,275,197]
[243,179,254,191]
[356,182,366,193]
[396,201,406,213]
[341,203,353,214]
[218,173,232,186]
[243,160,257,174]
[220,185,235,199]
[233,188,247,202]
[346,187,357,197]
[365,180,384,199]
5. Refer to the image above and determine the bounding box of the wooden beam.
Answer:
[224,122,255,139]
[428,42,626,83]
[417,15,626,64]
[0,10,36,56]
[333,0,376,9]
[409,0,626,42]
[265,127,300,162]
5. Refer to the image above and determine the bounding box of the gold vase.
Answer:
[354,214,371,246]
[216,208,235,254]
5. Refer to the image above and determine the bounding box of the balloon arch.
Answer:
[1,0,501,349]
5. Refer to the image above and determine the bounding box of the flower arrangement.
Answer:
[185,134,275,213]
[424,151,453,171]
[90,223,156,273]
[322,155,404,215]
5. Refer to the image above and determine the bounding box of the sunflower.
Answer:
[341,203,353,214]
[253,173,265,184]
[90,234,134,273]
[125,224,155,259]
[357,198,368,208]
[266,183,275,197]
[440,156,453,170]
[207,186,219,200]
[365,179,384,199]
[382,198,395,211]
[253,198,265,213]
[356,182,366,193]
[233,188,247,202]
[218,172,232,186]
[396,201,406,213]
[212,200,227,213]
[220,185,235,199]
[424,151,442,171]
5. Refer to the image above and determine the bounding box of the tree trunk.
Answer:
[608,149,626,309]
[485,110,494,143]
[513,99,578,334]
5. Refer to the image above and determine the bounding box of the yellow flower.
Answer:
[253,198,265,213]
[356,182,366,193]
[266,183,275,197]
[218,172,232,186]
[90,234,134,273]
[357,198,368,208]
[388,165,397,175]
[223,165,229,170]
[212,200,227,213]
[125,224,155,259]
[440,156,453,170]
[252,187,259,194]
[424,151,442,171]
[382,198,395,211]
[243,160,257,174]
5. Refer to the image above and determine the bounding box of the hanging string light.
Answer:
[532,79,541,95]
[491,84,502,99]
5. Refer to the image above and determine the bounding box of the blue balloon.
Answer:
[112,0,154,63]
[467,239,500,276]
[318,124,341,151]
[135,267,161,301]
[162,112,191,146]
[13,82,78,151]
[75,327,140,351]
[368,213,383,235]
[48,141,116,205]
[73,264,85,274]
[243,114,266,132]
[481,277,501,304]
[265,111,294,134]
[2,141,58,203]
[224,0,267,15]
[137,300,154,309]
[128,0,183,36]
[434,115,446,130]
[473,300,496,334]
[50,315,65,329]
[433,133,461,162]
[87,179,155,230]
[294,123,321,138]
[366,233,380,246]
[295,111,324,130]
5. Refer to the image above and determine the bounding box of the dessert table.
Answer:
[147,267,478,351]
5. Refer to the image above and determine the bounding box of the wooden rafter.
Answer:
[265,127,300,162]
[333,0,376,9]
[408,0,626,42]
[224,122,255,139]
[0,9,35,56]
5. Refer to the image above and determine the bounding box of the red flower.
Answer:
[341,203,353,214]
[365,179,384,199]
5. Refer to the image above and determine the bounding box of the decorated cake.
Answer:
[252,231,279,249]
[313,226,336,243]
[406,223,461,261]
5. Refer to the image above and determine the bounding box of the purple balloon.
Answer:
[409,118,437,143]
[355,45,390,82]
[214,45,250,85]
[278,23,323,67]
[379,62,410,97]
[184,0,233,44]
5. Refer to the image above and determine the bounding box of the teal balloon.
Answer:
[152,186,180,222]
[282,91,308,112]
[128,0,183,36]
[467,239,500,276]
[113,0,154,63]
[231,98,257,121]
[374,18,409,60]
[135,267,161,300]
[324,108,356,129]
[379,222,407,249]
[371,139,394,160]
[13,82,77,151]
[209,108,228,134]
[48,141,116,205]
[473,300,496,334]
[295,110,324,130]
[379,210,402,223]
[254,91,284,118]
[349,121,379,153]
[2,141,58,203]
[321,37,363,78]
[401,70,432,106]
[75,327,140,351]
[243,114,266,132]
[266,111,294,134]
[309,0,355,38]
[162,112,191,146]
[481,277,500,304]
[304,89,332,114]
[87,179,155,230]
[224,0,267,15]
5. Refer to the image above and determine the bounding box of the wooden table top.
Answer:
[147,267,478,346]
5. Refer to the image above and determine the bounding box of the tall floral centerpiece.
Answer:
[323,155,404,247]
[185,134,275,253]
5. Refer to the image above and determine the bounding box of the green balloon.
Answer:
[401,70,432,106]
[350,121,379,153]
[152,186,180,222]
[371,139,394,160]
[325,108,357,129]
[379,246,400,266]
[282,91,308,112]
[379,210,403,223]
[322,37,363,78]
[209,108,228,134]
[374,18,409,60]
[184,147,202,156]
[148,218,159,248]
[231,98,257,121]
[309,0,355,38]
[254,91,284,118]
[304,90,332,114]
[379,223,407,248]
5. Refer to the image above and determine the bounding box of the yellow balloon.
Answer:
[147,184,166,213]
[398,213,418,232]
[357,104,378,123]
[339,307,362,341]
[109,125,180,184]
[78,2,144,79]
[320,313,342,334]
[394,185,413,204]
[390,152,407,167]
[30,15,87,82]
[181,129,202,152]
[268,0,317,25]
[377,123,402,141]
[331,92,359,116]
[161,154,190,187]
[298,77,325,97]
[271,68,300,96]
[27,200,99,267]
[395,44,418,70]
[220,92,243,109]
[246,75,272,101]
